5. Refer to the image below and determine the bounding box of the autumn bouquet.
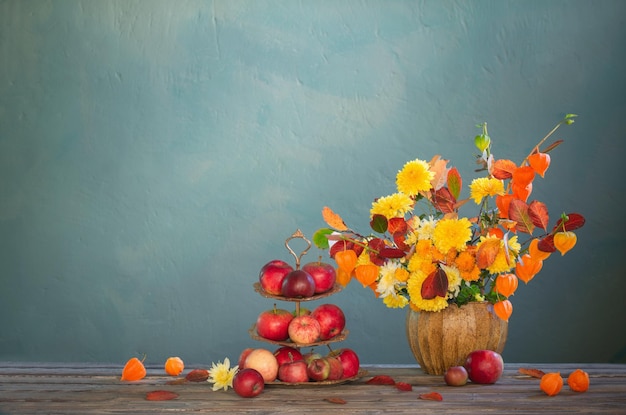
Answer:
[313,115,585,321]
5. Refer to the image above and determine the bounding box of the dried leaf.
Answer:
[421,268,448,300]
[395,382,413,391]
[519,367,546,378]
[366,375,396,385]
[185,369,209,382]
[324,397,347,404]
[146,390,179,401]
[419,392,443,401]
[322,206,348,231]
[431,187,457,214]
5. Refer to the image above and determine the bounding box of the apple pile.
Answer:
[444,350,504,386]
[259,259,337,298]
[237,346,360,385]
[256,303,346,345]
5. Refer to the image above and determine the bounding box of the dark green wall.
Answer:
[1,0,625,365]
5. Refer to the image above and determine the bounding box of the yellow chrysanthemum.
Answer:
[383,293,409,308]
[469,177,505,204]
[432,217,472,253]
[396,159,435,196]
[208,358,238,392]
[406,270,449,312]
[376,262,402,298]
[370,193,414,219]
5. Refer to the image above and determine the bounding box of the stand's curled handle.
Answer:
[284,229,311,270]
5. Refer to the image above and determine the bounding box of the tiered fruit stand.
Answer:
[249,229,366,385]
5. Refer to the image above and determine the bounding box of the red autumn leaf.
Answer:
[419,392,443,401]
[393,233,410,252]
[185,369,210,382]
[395,382,413,391]
[324,397,347,404]
[447,167,462,200]
[421,268,448,300]
[537,235,557,253]
[528,200,549,231]
[366,375,396,385]
[519,367,546,379]
[553,212,586,232]
[431,187,457,214]
[368,238,387,266]
[146,390,179,401]
[379,247,407,258]
[388,217,408,235]
[508,198,535,234]
[492,159,517,180]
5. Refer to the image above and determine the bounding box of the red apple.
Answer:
[463,350,504,384]
[277,359,308,383]
[307,357,331,381]
[311,304,345,340]
[444,365,469,386]
[302,351,322,365]
[281,270,316,298]
[326,355,344,380]
[273,346,303,366]
[243,348,279,383]
[237,348,254,369]
[233,368,265,398]
[288,315,321,345]
[259,260,294,295]
[330,348,360,379]
[302,259,337,294]
[256,305,293,341]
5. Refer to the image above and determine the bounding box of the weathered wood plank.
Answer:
[0,363,624,414]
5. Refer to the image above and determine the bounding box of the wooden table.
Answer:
[1,362,624,414]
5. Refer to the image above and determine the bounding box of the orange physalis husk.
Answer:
[164,356,184,376]
[121,356,147,381]
[515,254,543,284]
[354,264,379,288]
[567,369,590,393]
[529,238,551,261]
[336,267,352,286]
[491,159,517,180]
[540,372,563,396]
[553,231,577,256]
[334,249,357,274]
[495,273,518,297]
[322,206,348,231]
[495,194,515,219]
[487,227,504,239]
[528,152,551,178]
[512,181,533,202]
[493,299,513,322]
[512,165,535,188]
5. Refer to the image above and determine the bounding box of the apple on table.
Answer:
[233,368,265,398]
[328,348,360,379]
[463,350,504,384]
[241,348,279,383]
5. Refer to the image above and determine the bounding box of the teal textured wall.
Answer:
[1,0,625,365]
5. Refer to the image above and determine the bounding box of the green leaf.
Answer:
[370,214,388,234]
[312,228,334,249]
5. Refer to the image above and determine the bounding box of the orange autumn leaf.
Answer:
[121,356,146,381]
[354,264,379,287]
[528,152,551,178]
[334,249,357,274]
[493,299,513,321]
[322,206,348,231]
[324,397,347,404]
[491,159,517,180]
[476,239,501,269]
[366,375,396,385]
[519,367,546,378]
[528,200,549,232]
[419,392,443,401]
[146,390,179,401]
[395,382,413,391]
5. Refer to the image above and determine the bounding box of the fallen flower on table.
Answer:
[366,375,396,385]
[518,367,546,379]
[324,397,347,404]
[146,390,179,401]
[208,358,238,391]
[419,392,443,401]
[185,369,210,382]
